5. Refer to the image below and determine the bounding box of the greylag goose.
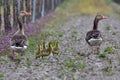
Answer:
[85,15,107,53]
[10,11,31,59]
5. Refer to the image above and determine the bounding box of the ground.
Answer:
[0,0,120,80]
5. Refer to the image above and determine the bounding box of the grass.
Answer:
[64,60,75,68]
[105,26,111,31]
[58,32,64,38]
[63,58,86,73]
[107,58,112,64]
[104,46,115,54]
[58,0,113,16]
[102,66,114,76]
[0,74,4,78]
[26,58,32,67]
[72,31,78,35]
[99,53,106,58]
[76,0,111,15]
[102,66,111,72]
[112,32,116,35]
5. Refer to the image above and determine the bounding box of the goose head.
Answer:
[95,15,108,21]
[48,41,52,50]
[19,11,31,17]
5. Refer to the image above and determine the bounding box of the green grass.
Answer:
[63,59,86,72]
[99,53,106,58]
[26,37,38,55]
[0,74,4,78]
[112,32,116,35]
[26,58,32,67]
[104,46,115,54]
[64,60,75,68]
[0,58,8,63]
[58,32,64,38]
[102,66,114,76]
[107,58,112,64]
[105,26,111,31]
[72,31,77,35]
[102,66,111,72]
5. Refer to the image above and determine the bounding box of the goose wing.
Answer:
[10,34,28,47]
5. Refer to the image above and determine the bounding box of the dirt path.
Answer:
[0,15,120,80]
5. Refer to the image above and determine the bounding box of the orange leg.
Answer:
[12,50,15,61]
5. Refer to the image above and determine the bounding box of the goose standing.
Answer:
[85,15,107,53]
[10,11,31,60]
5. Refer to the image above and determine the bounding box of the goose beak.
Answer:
[102,16,108,19]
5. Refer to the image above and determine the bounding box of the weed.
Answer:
[112,32,116,35]
[72,31,77,35]
[102,66,113,76]
[58,32,64,38]
[105,26,111,31]
[0,58,9,64]
[0,74,4,78]
[107,58,112,64]
[99,53,106,58]
[104,46,115,54]
[77,63,86,72]
[64,60,74,68]
[26,58,32,67]
[34,63,40,66]
[51,40,57,46]
[102,66,111,72]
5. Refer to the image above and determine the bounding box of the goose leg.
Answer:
[97,45,100,52]
[11,50,15,61]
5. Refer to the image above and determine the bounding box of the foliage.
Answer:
[0,74,4,78]
[112,32,116,35]
[104,46,115,54]
[74,0,111,15]
[99,53,106,58]
[105,26,111,31]
[26,58,32,67]
[64,60,75,68]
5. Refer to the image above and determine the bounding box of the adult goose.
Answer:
[10,11,31,59]
[85,15,107,53]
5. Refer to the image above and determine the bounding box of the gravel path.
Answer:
[0,15,120,80]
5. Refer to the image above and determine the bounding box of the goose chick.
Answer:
[35,44,41,59]
[52,41,60,56]
[42,41,52,57]
[40,42,48,58]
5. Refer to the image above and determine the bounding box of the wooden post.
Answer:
[4,0,11,32]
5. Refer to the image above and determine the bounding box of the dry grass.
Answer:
[75,0,112,15]
[45,0,116,30]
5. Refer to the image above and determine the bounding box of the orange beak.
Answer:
[102,16,108,19]
[25,12,31,16]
